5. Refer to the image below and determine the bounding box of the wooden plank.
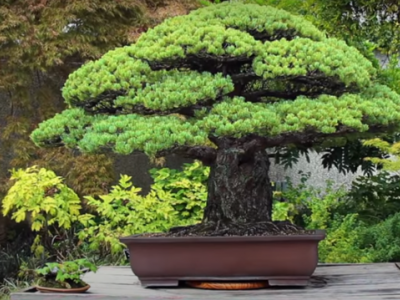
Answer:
[11,263,400,300]
[315,263,399,275]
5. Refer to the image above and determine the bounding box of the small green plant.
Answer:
[272,172,312,224]
[0,279,30,300]
[31,259,97,289]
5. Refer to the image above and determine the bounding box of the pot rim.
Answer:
[120,229,326,243]
[35,284,91,293]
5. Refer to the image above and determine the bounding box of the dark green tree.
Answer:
[0,0,196,207]
[0,0,148,245]
[0,0,149,193]
[31,3,400,235]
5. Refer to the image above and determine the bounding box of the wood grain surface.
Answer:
[11,263,400,300]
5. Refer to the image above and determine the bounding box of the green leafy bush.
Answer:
[150,161,208,221]
[79,162,208,254]
[2,166,82,230]
[1,162,209,266]
[358,213,400,262]
[271,173,367,262]
[80,174,178,254]
[273,172,400,263]
[343,172,400,224]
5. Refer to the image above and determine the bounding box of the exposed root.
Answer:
[144,221,314,237]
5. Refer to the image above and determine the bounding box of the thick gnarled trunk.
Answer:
[203,148,273,224]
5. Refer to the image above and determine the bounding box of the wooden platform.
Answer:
[11,263,400,300]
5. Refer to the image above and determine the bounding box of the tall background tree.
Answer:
[31,2,400,235]
[0,0,198,247]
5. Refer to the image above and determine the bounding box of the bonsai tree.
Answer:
[31,3,400,236]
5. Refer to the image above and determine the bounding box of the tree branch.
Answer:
[245,28,298,42]
[243,90,298,101]
[218,123,398,160]
[142,53,254,73]
[156,145,217,165]
[74,90,125,114]
[230,72,258,82]
[240,74,358,103]
[78,90,225,117]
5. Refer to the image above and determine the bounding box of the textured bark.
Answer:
[203,147,273,224]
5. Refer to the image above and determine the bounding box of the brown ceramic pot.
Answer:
[120,230,325,287]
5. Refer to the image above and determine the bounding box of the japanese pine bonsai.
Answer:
[31,3,400,236]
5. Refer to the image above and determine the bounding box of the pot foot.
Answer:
[268,279,309,286]
[140,279,179,287]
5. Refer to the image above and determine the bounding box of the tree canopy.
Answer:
[31,2,400,165]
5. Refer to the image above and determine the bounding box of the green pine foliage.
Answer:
[189,2,325,41]
[31,2,400,160]
[255,38,375,87]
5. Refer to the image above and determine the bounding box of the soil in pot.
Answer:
[140,220,315,238]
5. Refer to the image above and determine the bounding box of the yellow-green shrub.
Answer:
[150,161,208,220]
[1,166,92,257]
[79,175,179,254]
[79,162,208,254]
